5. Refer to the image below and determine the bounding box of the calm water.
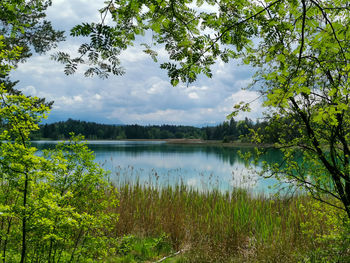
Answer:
[33,141,283,193]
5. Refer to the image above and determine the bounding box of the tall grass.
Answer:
[111,181,331,262]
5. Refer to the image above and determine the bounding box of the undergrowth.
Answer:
[109,183,350,262]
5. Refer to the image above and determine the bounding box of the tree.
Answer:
[0,37,119,263]
[0,0,64,64]
[63,0,350,217]
[0,2,119,262]
[0,0,64,109]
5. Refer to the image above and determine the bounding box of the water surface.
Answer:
[33,140,282,193]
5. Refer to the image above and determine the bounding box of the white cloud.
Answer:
[46,0,104,26]
[73,95,83,102]
[58,95,83,106]
[120,46,150,63]
[146,81,166,95]
[188,92,199,99]
[21,85,37,96]
[15,56,62,75]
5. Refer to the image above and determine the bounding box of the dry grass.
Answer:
[109,182,332,262]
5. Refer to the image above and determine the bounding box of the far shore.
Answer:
[33,138,275,148]
[164,138,274,148]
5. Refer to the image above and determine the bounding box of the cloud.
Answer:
[188,92,199,100]
[10,0,263,126]
[46,0,104,29]
[21,85,37,96]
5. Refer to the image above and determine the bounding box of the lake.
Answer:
[33,140,283,193]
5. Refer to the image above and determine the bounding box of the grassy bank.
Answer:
[109,183,348,262]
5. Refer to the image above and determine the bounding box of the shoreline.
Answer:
[165,138,274,148]
[33,138,275,148]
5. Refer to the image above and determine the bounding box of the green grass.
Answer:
[105,182,346,262]
[105,234,175,262]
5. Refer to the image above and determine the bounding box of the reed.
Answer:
[110,181,335,262]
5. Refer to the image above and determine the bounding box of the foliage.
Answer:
[56,0,255,81]
[0,0,65,64]
[0,0,64,110]
[105,234,174,262]
[243,0,350,220]
[300,199,350,262]
[0,78,119,261]
[0,17,118,262]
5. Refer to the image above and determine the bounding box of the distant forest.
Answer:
[32,118,289,143]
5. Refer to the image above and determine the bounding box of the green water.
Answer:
[33,141,283,192]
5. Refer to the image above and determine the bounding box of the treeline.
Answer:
[33,119,203,140]
[203,117,290,143]
[32,118,292,143]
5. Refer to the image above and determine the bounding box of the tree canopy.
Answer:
[0,0,64,64]
[60,0,350,217]
[0,0,64,108]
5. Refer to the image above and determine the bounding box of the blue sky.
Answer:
[11,0,263,126]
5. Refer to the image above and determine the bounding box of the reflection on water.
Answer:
[33,141,282,193]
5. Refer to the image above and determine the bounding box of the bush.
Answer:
[300,199,350,262]
[0,80,119,262]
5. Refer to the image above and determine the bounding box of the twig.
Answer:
[154,249,184,263]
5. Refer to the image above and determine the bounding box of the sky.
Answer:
[11,0,263,126]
